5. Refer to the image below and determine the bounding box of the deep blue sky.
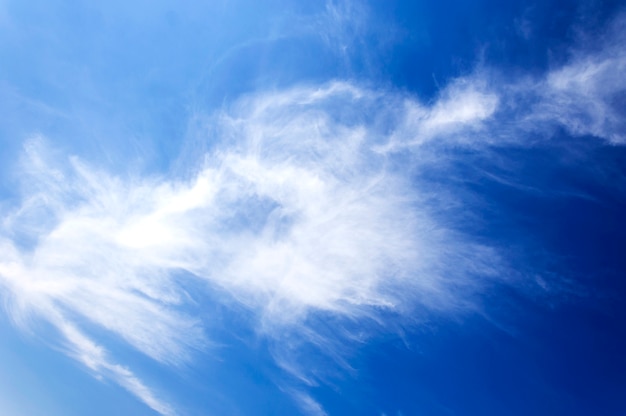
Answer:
[0,1,625,415]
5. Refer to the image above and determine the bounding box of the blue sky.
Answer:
[1,0,625,415]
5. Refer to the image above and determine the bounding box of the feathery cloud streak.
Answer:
[0,81,498,414]
[1,13,626,413]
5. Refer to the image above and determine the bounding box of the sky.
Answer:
[0,0,625,415]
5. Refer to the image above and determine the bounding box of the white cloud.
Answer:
[1,14,625,413]
[291,391,328,416]
[0,81,499,414]
[54,317,176,416]
[392,77,499,149]
[519,14,626,143]
[538,51,626,143]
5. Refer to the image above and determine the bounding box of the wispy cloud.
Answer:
[0,82,499,413]
[292,390,328,416]
[1,11,625,415]
[382,76,499,150]
[534,15,626,143]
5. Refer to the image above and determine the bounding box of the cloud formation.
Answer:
[536,16,626,143]
[1,12,625,413]
[0,81,499,413]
